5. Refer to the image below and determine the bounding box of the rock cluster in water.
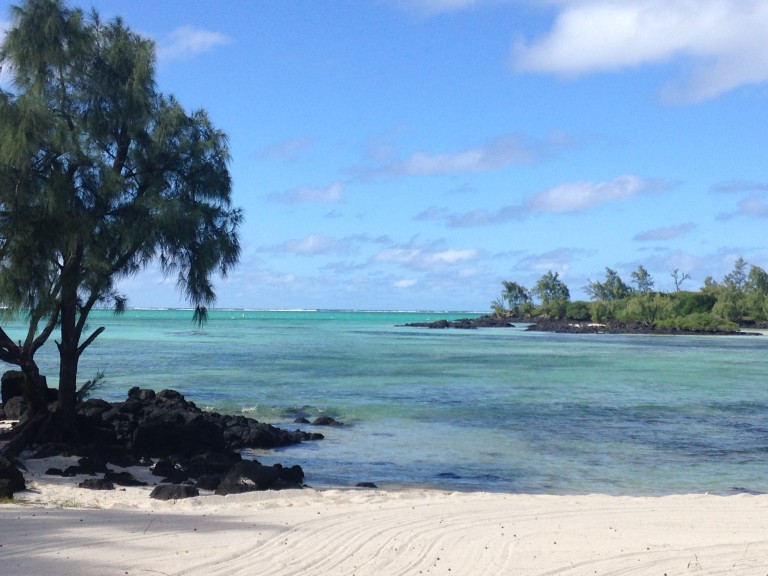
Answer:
[401,315,514,329]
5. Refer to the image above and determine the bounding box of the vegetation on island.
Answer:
[491,258,768,333]
[0,0,242,448]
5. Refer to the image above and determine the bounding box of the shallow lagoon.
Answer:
[7,309,768,495]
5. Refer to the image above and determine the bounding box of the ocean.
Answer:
[4,309,768,495]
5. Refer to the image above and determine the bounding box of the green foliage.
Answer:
[723,258,748,293]
[517,302,536,318]
[76,370,105,402]
[538,299,568,320]
[630,265,654,294]
[589,300,613,323]
[494,257,768,331]
[566,301,591,321]
[615,294,663,325]
[0,0,242,414]
[501,281,531,311]
[533,271,570,305]
[667,291,717,316]
[585,268,633,301]
[656,313,739,332]
[490,297,507,316]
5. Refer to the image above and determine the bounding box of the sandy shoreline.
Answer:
[1,456,767,575]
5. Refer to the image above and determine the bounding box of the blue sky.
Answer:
[3,0,768,311]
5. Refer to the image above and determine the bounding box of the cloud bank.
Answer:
[512,0,768,102]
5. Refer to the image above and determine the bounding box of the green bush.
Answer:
[656,313,738,332]
[566,301,592,321]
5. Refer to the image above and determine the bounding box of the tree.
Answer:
[715,258,751,323]
[670,269,691,292]
[723,257,748,294]
[501,281,531,312]
[533,271,570,304]
[745,265,768,321]
[630,265,654,294]
[0,0,242,424]
[585,268,632,301]
[489,296,506,316]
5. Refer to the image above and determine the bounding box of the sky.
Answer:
[2,0,768,311]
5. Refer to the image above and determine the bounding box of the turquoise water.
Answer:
[5,309,768,495]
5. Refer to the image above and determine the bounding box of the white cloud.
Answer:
[512,0,768,102]
[527,175,665,213]
[448,206,524,227]
[269,182,345,204]
[717,191,768,220]
[448,175,666,227]
[633,222,696,241]
[712,180,768,194]
[434,249,479,264]
[158,26,232,62]
[362,133,571,178]
[257,137,316,161]
[394,279,418,288]
[374,243,481,271]
[414,207,451,221]
[392,0,502,14]
[517,248,583,276]
[735,196,768,218]
[275,234,351,256]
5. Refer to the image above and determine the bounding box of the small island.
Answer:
[405,259,767,336]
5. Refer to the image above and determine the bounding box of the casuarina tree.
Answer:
[0,0,242,429]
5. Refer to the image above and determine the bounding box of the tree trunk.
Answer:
[56,299,80,423]
[57,347,78,419]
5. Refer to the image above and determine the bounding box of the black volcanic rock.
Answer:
[0,456,25,497]
[401,315,514,330]
[215,460,304,495]
[312,415,343,427]
[78,478,114,490]
[150,484,199,500]
[16,388,318,500]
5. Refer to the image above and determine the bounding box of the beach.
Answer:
[2,456,768,575]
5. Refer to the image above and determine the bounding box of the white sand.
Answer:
[2,456,768,575]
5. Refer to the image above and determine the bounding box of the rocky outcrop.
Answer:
[215,460,304,495]
[78,478,114,490]
[72,387,324,461]
[3,387,322,499]
[150,484,199,500]
[401,315,514,330]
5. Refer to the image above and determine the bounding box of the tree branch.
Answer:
[77,326,104,357]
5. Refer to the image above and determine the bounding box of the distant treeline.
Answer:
[491,258,768,332]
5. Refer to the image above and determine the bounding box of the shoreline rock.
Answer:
[2,387,327,499]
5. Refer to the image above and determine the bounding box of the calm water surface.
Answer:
[6,309,768,495]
